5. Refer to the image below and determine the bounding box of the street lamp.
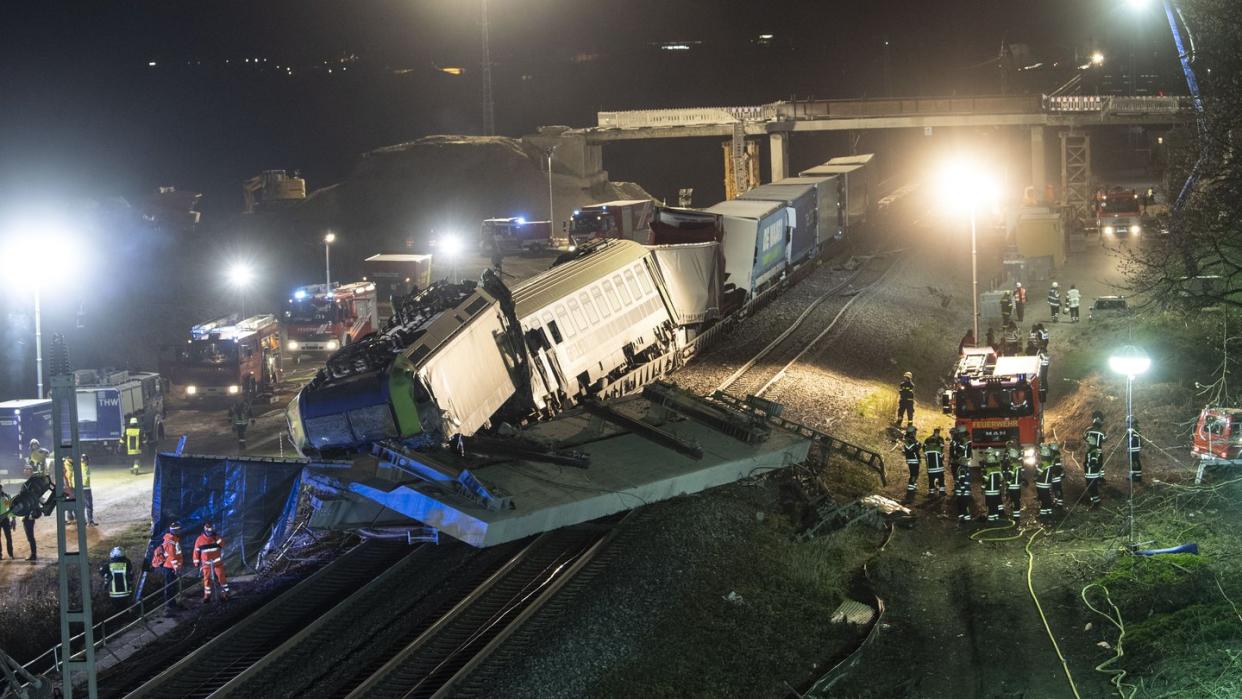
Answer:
[324,232,336,288]
[226,262,255,318]
[1109,345,1151,545]
[937,157,1000,342]
[436,233,464,283]
[1090,50,1105,66]
[545,145,559,242]
[2,229,80,398]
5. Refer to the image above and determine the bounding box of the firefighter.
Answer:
[230,401,252,448]
[1066,284,1081,323]
[1002,321,1021,356]
[1036,323,1050,352]
[1084,414,1107,450]
[953,444,974,522]
[62,457,76,524]
[901,425,921,502]
[958,328,976,355]
[21,440,49,563]
[1049,443,1065,506]
[194,521,230,603]
[1048,282,1061,322]
[896,372,915,426]
[986,327,997,350]
[1128,418,1143,482]
[150,521,185,611]
[1038,349,1050,405]
[1014,282,1027,322]
[26,439,49,476]
[0,484,13,560]
[1084,446,1104,506]
[982,448,1005,522]
[1000,291,1013,326]
[100,546,134,605]
[1003,440,1023,522]
[124,417,143,474]
[949,426,973,488]
[1035,445,1055,517]
[923,426,946,498]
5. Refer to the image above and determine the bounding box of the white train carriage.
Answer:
[513,240,678,413]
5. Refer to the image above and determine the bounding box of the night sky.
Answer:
[0,0,1179,398]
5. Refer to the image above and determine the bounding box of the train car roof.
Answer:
[364,253,432,263]
[702,199,785,220]
[776,175,838,185]
[800,164,862,176]
[511,239,651,318]
[827,153,875,165]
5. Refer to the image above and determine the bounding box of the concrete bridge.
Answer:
[524,94,1187,219]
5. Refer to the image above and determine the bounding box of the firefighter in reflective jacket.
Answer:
[124,418,142,456]
[949,426,973,484]
[1084,415,1107,450]
[1003,440,1023,522]
[1035,445,1055,517]
[1127,419,1143,482]
[982,448,1005,521]
[1049,442,1065,506]
[896,372,915,426]
[194,522,229,602]
[101,546,133,601]
[923,427,946,498]
[1048,282,1061,322]
[150,521,184,610]
[901,426,921,503]
[953,449,974,522]
[1084,446,1104,506]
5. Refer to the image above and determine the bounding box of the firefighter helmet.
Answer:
[1015,282,1022,288]
[1052,282,1059,288]
[29,439,39,450]
[169,521,182,534]
[903,371,913,379]
[1049,443,1061,453]
[110,546,124,559]
[129,417,139,426]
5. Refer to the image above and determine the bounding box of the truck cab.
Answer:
[165,314,283,402]
[284,282,378,360]
[942,347,1044,449]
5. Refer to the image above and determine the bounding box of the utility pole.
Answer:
[481,0,495,136]
[49,334,97,698]
[546,146,558,235]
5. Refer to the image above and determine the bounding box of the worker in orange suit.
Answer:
[193,521,230,603]
[150,521,185,613]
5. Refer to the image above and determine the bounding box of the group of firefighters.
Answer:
[899,413,1142,522]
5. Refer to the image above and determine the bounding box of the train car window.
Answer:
[591,287,611,317]
[464,297,489,315]
[635,266,653,295]
[623,270,642,300]
[547,320,564,344]
[555,305,576,338]
[612,275,632,305]
[567,298,589,331]
[580,293,600,323]
[601,280,623,311]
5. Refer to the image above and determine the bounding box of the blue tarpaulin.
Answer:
[148,453,307,572]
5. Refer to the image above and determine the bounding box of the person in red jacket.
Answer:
[193,521,230,602]
[150,521,185,612]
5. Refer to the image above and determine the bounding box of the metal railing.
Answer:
[596,103,779,129]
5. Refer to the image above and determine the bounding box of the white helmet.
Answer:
[110,546,124,558]
[1051,282,1059,288]
[29,439,39,449]
[1015,282,1022,288]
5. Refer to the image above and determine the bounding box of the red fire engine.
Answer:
[1191,407,1242,483]
[944,347,1045,448]
[283,282,379,361]
[163,315,283,401]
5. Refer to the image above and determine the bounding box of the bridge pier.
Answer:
[769,132,790,182]
[1030,126,1047,195]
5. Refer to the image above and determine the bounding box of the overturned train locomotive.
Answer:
[287,239,724,456]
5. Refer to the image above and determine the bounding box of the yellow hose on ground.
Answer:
[1027,527,1083,699]
[969,517,1024,542]
[1080,582,1137,699]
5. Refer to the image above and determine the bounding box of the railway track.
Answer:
[341,521,620,699]
[124,538,416,698]
[714,252,903,400]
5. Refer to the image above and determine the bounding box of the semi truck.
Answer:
[566,200,655,246]
[73,369,166,445]
[163,314,283,402]
[284,282,379,361]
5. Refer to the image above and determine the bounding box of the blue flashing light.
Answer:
[516,216,526,225]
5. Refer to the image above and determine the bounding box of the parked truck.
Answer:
[481,217,554,253]
[284,282,379,362]
[72,369,167,446]
[0,399,53,478]
[566,200,655,246]
[162,314,283,402]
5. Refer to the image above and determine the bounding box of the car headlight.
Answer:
[186,385,198,396]
[227,385,240,395]
[1104,225,1115,235]
[325,340,340,351]
[1130,224,1141,235]
[287,340,300,351]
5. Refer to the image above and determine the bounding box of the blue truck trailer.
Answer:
[0,399,53,478]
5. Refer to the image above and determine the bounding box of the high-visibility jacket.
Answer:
[1015,287,1027,304]
[902,438,921,466]
[983,466,1003,496]
[1066,289,1081,309]
[1036,461,1054,489]
[124,427,143,456]
[26,448,49,475]
[950,437,973,466]
[1084,427,1106,449]
[1048,289,1061,306]
[898,379,915,403]
[151,532,184,571]
[101,557,133,599]
[0,492,11,518]
[194,532,225,567]
[62,459,91,491]
[923,436,945,473]
[1085,449,1103,478]
[1128,430,1142,453]
[953,462,972,495]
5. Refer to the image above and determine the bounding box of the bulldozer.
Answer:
[242,170,306,213]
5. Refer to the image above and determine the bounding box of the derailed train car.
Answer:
[288,239,722,456]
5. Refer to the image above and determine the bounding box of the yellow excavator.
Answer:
[242,170,307,213]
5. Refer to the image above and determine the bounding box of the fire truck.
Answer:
[566,200,655,246]
[1191,407,1242,483]
[283,282,379,361]
[942,347,1045,449]
[163,314,283,401]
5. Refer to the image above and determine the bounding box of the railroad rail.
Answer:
[125,539,415,698]
[343,521,620,698]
